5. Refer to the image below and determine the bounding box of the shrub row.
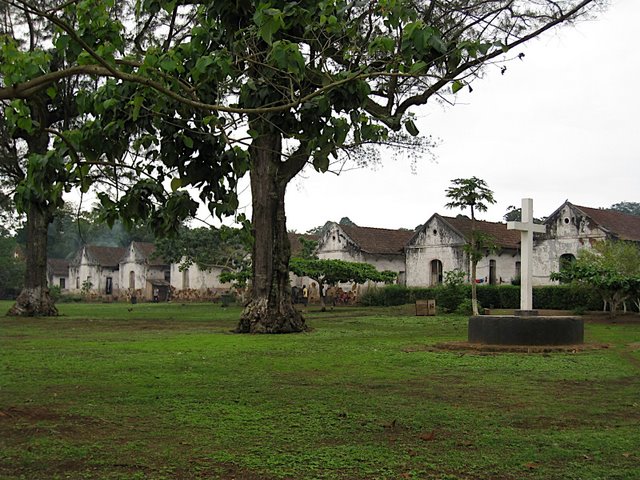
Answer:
[360,284,602,312]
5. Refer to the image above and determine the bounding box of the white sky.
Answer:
[266,0,639,233]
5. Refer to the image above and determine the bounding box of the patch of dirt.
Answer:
[178,461,283,480]
[0,405,114,443]
[620,347,640,370]
[405,342,610,354]
[0,405,66,422]
[582,312,640,324]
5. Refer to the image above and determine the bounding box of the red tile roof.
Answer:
[288,233,319,256]
[132,242,168,266]
[340,224,414,255]
[85,245,127,267]
[47,258,69,276]
[572,205,640,241]
[439,215,522,249]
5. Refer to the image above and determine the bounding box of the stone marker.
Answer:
[507,198,545,313]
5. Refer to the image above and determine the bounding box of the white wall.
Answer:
[406,216,521,287]
[316,224,405,289]
[532,203,606,285]
[170,261,230,291]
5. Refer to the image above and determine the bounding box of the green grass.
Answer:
[1,301,639,479]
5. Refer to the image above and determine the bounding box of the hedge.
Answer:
[360,284,602,312]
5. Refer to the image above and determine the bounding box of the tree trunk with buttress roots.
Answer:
[236,134,307,333]
[7,202,57,316]
[7,117,58,317]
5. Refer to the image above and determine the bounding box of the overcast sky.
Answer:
[259,0,639,233]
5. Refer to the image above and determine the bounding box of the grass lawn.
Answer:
[1,301,639,480]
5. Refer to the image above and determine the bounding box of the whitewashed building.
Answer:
[60,202,640,301]
[405,214,521,287]
[119,242,171,300]
[532,201,640,285]
[169,261,229,291]
[316,222,414,284]
[47,258,69,291]
[68,245,126,295]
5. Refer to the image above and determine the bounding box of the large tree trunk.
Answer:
[236,134,306,333]
[8,112,57,317]
[7,203,57,316]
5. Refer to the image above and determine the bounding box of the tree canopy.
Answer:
[551,240,640,314]
[0,0,603,329]
[444,176,496,315]
[609,202,640,217]
[290,257,396,309]
[154,225,250,273]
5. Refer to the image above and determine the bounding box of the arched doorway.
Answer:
[430,259,443,285]
[489,260,497,285]
[558,254,576,283]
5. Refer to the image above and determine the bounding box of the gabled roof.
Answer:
[569,203,640,241]
[47,258,69,276]
[339,224,414,255]
[420,214,522,249]
[288,232,319,257]
[84,245,127,267]
[131,241,167,266]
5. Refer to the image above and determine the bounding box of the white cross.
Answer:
[507,198,546,311]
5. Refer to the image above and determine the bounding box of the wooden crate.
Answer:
[415,299,436,316]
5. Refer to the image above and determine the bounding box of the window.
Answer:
[105,277,113,295]
[164,270,171,282]
[182,269,190,289]
[489,260,497,285]
[76,277,80,289]
[515,261,521,278]
[129,270,135,289]
[59,278,65,289]
[430,259,443,285]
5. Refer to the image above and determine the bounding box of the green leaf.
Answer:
[170,178,182,192]
[409,61,427,74]
[103,98,118,110]
[182,135,194,149]
[313,153,330,172]
[131,95,143,121]
[160,57,178,72]
[452,80,464,94]
[46,86,57,100]
[17,116,32,132]
[404,119,419,136]
[428,33,447,54]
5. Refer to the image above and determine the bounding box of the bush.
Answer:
[359,283,602,312]
[533,284,601,311]
[58,293,85,303]
[456,298,484,316]
[49,285,62,302]
[476,285,520,309]
[360,284,409,306]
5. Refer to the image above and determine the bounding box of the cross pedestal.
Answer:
[507,198,546,312]
[468,197,583,346]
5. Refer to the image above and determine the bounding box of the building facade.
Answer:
[405,214,521,287]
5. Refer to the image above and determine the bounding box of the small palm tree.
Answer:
[445,177,496,316]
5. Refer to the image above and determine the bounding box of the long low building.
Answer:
[65,242,232,301]
[52,201,640,299]
[310,201,640,288]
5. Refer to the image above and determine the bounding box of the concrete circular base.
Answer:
[468,315,584,346]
